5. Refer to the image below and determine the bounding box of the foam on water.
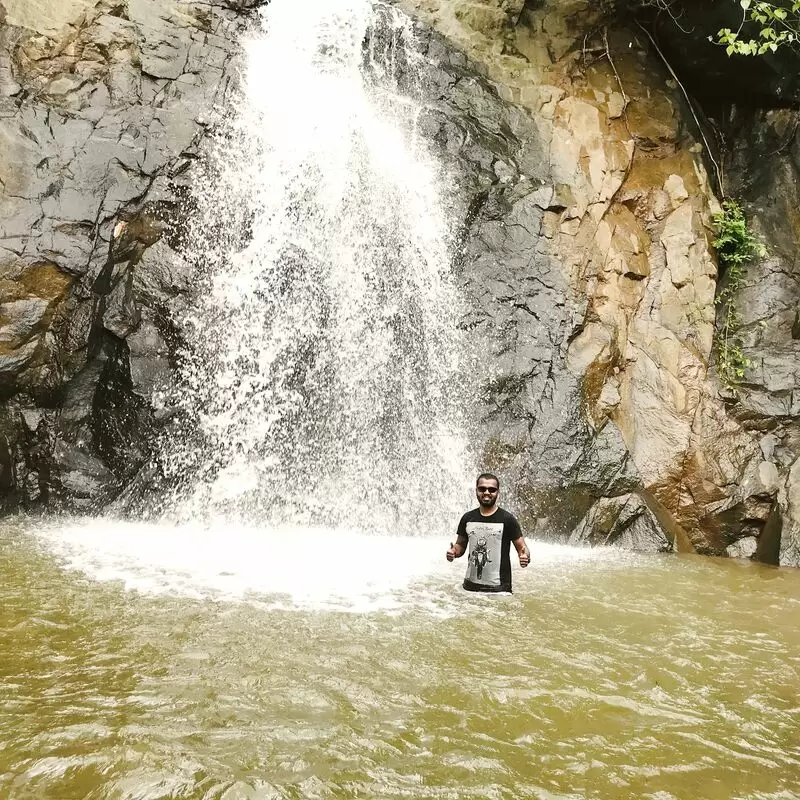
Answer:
[34,519,449,612]
[32,519,610,613]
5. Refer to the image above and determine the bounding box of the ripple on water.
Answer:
[2,516,800,799]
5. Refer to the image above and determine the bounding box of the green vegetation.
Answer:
[712,201,767,389]
[601,0,800,57]
[718,1,800,56]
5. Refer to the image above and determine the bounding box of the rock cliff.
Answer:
[0,0,252,510]
[396,0,800,565]
[1,0,798,564]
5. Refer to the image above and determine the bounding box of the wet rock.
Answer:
[0,431,16,511]
[726,536,758,560]
[780,458,800,566]
[706,108,800,564]
[569,493,671,553]
[754,505,783,567]
[0,340,40,379]
[127,318,171,402]
[51,439,116,506]
[0,298,50,342]
[0,0,250,513]
[0,262,73,395]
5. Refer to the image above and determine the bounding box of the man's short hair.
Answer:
[476,472,500,487]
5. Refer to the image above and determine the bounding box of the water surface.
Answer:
[2,518,799,799]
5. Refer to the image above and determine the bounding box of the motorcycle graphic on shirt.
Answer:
[465,522,503,586]
[470,537,492,579]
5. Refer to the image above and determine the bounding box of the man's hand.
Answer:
[519,547,530,568]
[447,536,467,562]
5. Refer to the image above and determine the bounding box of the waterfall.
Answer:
[161,0,472,534]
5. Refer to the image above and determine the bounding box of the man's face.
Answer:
[475,479,499,508]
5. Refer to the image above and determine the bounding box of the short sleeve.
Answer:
[506,512,522,541]
[456,513,469,539]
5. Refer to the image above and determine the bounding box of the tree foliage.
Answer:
[604,0,800,57]
[717,2,800,55]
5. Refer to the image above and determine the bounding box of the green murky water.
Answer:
[1,519,799,799]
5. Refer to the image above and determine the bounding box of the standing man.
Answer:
[446,473,530,593]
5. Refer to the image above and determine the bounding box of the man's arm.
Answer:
[446,534,469,562]
[513,536,530,568]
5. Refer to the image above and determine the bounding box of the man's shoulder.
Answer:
[457,508,479,529]
[461,507,485,521]
[461,507,517,522]
[497,507,522,531]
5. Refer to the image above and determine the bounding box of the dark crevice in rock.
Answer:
[92,337,153,482]
[754,503,783,566]
[628,2,800,109]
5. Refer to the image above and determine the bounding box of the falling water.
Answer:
[162,0,471,532]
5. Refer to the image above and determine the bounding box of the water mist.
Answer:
[162,0,472,534]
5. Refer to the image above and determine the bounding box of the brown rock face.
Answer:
[0,261,72,393]
[400,0,795,563]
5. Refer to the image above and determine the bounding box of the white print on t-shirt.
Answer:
[465,521,503,586]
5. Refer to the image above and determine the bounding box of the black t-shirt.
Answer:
[456,506,522,593]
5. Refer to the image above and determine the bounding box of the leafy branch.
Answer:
[713,201,766,388]
[601,0,800,57]
[717,1,800,55]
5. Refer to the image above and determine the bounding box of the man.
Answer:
[446,473,530,593]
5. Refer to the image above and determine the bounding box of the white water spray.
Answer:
[163,0,472,532]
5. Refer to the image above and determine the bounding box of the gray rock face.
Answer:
[0,0,250,511]
[568,492,671,553]
[714,109,800,566]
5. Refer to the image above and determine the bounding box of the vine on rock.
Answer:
[712,201,767,389]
